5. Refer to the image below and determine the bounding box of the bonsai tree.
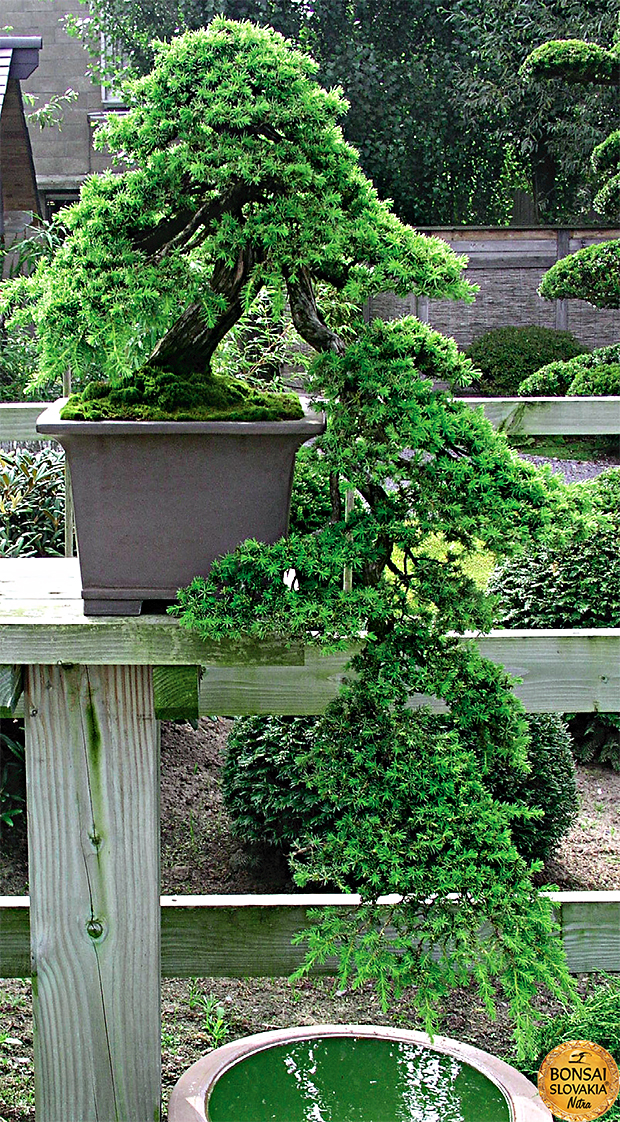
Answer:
[1,18,472,420]
[5,20,581,1050]
[175,317,580,1053]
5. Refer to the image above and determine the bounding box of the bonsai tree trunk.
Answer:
[148,244,259,377]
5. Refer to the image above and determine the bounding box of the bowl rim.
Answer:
[167,1022,552,1122]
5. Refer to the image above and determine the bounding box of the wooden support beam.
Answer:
[471,396,620,436]
[24,664,161,1122]
[153,666,199,720]
[0,664,22,715]
[2,892,618,980]
[198,631,619,715]
[0,402,49,443]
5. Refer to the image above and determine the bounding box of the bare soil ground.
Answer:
[1,718,618,1119]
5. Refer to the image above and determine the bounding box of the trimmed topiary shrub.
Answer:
[466,325,588,396]
[568,362,620,395]
[224,711,577,865]
[486,714,578,863]
[223,715,327,848]
[518,343,620,395]
[491,469,620,771]
[489,525,620,628]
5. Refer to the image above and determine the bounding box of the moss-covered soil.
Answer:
[60,368,304,423]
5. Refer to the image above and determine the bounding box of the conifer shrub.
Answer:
[518,344,620,395]
[224,711,577,865]
[491,469,620,771]
[568,363,620,396]
[465,326,587,395]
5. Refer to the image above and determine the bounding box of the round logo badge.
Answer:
[538,1040,619,1121]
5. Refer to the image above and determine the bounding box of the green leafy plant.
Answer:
[187,984,229,1048]
[518,344,620,396]
[225,710,578,865]
[175,301,578,1053]
[518,975,620,1122]
[491,469,620,771]
[0,721,26,830]
[568,363,620,395]
[0,446,65,557]
[465,326,587,396]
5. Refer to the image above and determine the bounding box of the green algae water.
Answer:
[206,1036,510,1121]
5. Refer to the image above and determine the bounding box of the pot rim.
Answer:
[167,1023,552,1122]
[36,397,326,437]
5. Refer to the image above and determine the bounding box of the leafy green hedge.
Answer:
[491,469,620,770]
[518,345,620,395]
[519,975,620,1122]
[465,326,587,396]
[0,445,65,557]
[520,39,620,85]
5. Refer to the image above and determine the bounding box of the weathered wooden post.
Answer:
[24,663,161,1122]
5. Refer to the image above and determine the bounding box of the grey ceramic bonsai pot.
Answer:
[167,1024,552,1122]
[37,398,325,615]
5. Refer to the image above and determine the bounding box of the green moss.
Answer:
[60,366,304,422]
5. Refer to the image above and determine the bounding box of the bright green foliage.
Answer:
[518,345,620,396]
[520,33,620,221]
[465,326,587,396]
[519,974,620,1119]
[491,469,620,774]
[489,526,620,629]
[539,240,620,309]
[592,130,620,218]
[0,20,473,421]
[225,710,578,865]
[224,716,328,847]
[0,446,65,557]
[488,714,577,863]
[174,315,577,1050]
[287,679,574,1055]
[520,40,620,86]
[568,363,620,396]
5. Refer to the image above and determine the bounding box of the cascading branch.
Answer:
[0,18,472,420]
[174,315,587,1055]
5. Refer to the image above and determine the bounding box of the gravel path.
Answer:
[519,454,620,483]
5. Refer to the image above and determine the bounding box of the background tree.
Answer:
[447,0,620,221]
[65,0,516,224]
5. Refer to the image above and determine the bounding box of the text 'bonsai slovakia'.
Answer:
[2,18,471,420]
[6,20,581,1051]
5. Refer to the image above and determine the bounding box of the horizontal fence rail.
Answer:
[2,397,620,442]
[1,560,619,715]
[1,892,618,979]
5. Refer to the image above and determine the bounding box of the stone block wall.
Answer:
[367,228,620,349]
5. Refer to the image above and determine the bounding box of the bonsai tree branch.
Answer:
[286,268,347,356]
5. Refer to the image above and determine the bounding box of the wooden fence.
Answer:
[0,394,619,1122]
